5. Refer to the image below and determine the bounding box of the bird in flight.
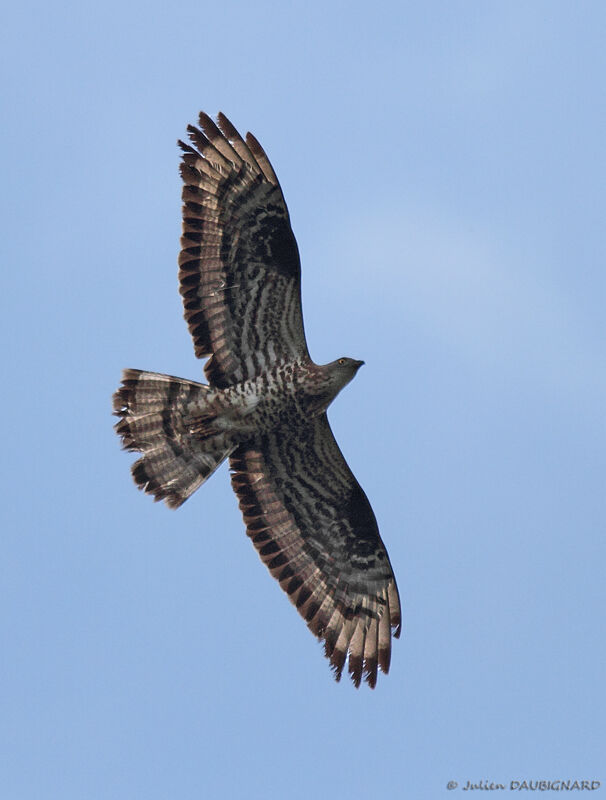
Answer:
[113,112,401,687]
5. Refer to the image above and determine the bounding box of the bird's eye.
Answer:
[338,358,346,365]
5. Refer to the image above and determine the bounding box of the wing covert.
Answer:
[178,112,309,388]
[229,414,401,688]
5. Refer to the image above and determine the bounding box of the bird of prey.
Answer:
[113,112,401,687]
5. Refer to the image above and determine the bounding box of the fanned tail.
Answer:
[112,369,234,508]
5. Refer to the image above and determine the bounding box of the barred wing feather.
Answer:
[179,112,309,388]
[229,414,401,688]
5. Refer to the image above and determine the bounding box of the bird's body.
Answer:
[113,112,401,687]
[195,357,366,437]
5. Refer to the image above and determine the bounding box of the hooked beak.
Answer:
[354,360,365,370]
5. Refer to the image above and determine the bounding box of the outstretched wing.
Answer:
[229,414,401,688]
[178,112,309,389]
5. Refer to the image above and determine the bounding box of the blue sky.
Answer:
[2,1,605,797]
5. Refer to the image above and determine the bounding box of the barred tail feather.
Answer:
[113,369,234,508]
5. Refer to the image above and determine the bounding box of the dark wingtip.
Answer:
[198,111,221,140]
[330,662,343,683]
[245,131,263,156]
[198,110,214,127]
[178,138,196,153]
[365,665,378,689]
[349,656,363,689]
[216,111,238,138]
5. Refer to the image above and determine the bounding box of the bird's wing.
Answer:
[178,112,309,388]
[229,414,401,688]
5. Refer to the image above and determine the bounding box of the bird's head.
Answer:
[326,357,365,392]
[306,358,364,414]
[333,356,365,375]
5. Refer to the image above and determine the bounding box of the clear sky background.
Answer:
[2,1,605,798]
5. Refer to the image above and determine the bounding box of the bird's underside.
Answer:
[113,112,401,688]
